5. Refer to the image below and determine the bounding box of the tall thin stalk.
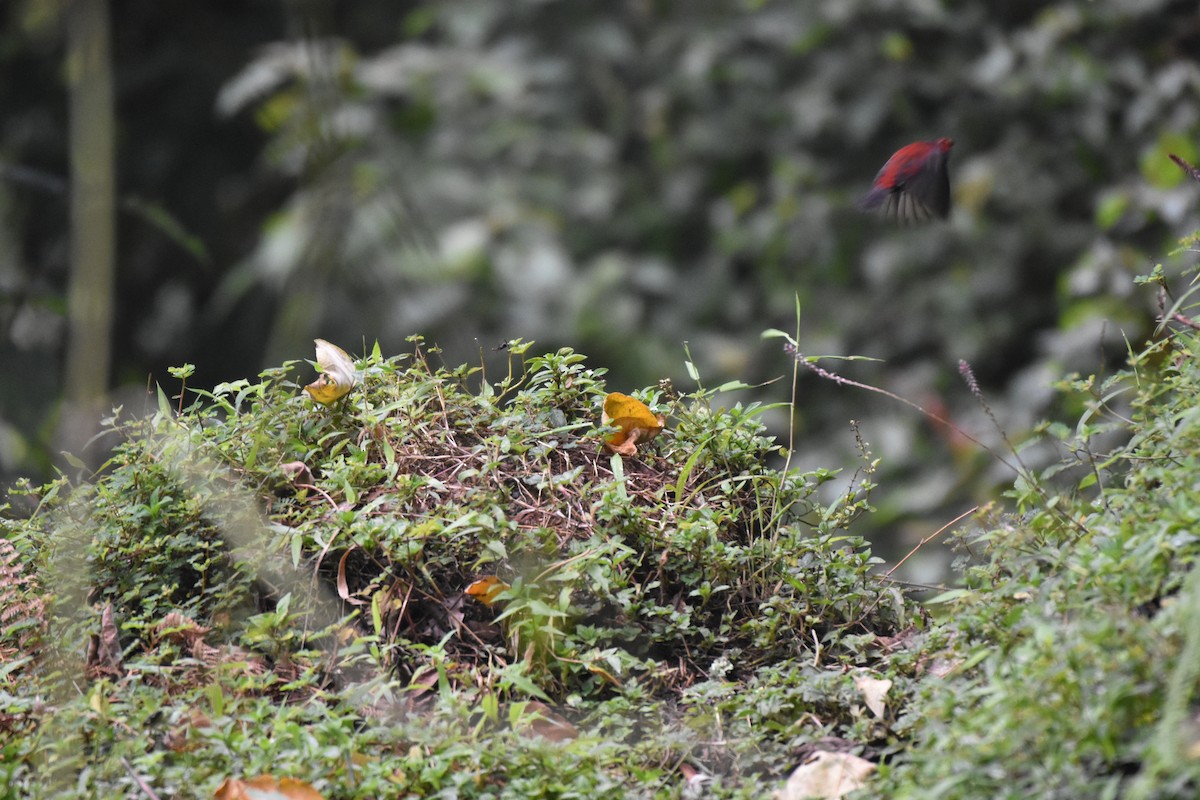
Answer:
[62,0,116,455]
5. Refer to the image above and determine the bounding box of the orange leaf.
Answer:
[465,576,510,607]
[601,392,665,455]
[213,775,326,800]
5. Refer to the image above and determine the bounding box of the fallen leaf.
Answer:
[213,775,326,800]
[337,548,368,606]
[775,751,876,800]
[872,625,916,653]
[164,706,212,753]
[304,339,356,405]
[586,662,623,687]
[923,657,961,678]
[517,701,578,742]
[465,576,510,607]
[679,762,708,791]
[601,392,665,456]
[154,611,211,648]
[281,461,314,486]
[853,674,892,720]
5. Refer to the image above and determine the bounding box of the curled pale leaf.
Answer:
[853,674,892,720]
[465,576,510,607]
[601,392,665,456]
[775,751,876,800]
[304,339,356,405]
[280,461,314,485]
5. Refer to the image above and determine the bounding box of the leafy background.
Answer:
[1,0,1199,559]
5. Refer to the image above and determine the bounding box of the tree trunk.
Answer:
[61,0,116,457]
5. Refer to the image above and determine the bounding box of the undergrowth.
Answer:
[0,337,908,799]
[869,264,1200,799]
[7,257,1200,797]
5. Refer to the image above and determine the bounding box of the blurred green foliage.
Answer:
[1,0,1199,543]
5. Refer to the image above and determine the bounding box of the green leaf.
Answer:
[121,195,210,264]
[1095,191,1129,231]
[924,588,974,605]
[674,439,712,506]
[156,384,173,418]
[61,451,88,470]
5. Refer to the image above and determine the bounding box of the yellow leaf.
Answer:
[304,339,356,405]
[586,662,623,687]
[601,392,665,456]
[465,576,510,607]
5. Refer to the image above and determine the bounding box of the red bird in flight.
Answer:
[859,137,954,223]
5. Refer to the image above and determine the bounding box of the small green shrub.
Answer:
[871,288,1200,798]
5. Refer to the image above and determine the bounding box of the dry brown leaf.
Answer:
[679,762,708,791]
[872,624,916,653]
[85,603,123,678]
[517,701,578,742]
[406,665,440,700]
[775,751,876,800]
[336,548,367,606]
[164,706,213,753]
[154,611,211,648]
[922,656,962,678]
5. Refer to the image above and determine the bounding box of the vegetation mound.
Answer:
[2,337,911,798]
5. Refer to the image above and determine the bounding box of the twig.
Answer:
[854,506,977,625]
[120,758,162,800]
[1169,153,1200,184]
[786,345,1022,477]
[1169,311,1200,331]
[885,506,978,579]
[875,575,944,592]
[958,360,1031,478]
[787,345,1092,539]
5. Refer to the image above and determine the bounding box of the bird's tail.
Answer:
[857,186,889,211]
